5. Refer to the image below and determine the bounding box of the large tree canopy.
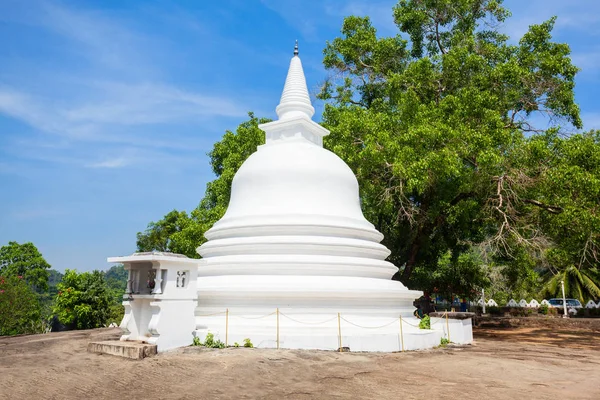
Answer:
[318,0,584,290]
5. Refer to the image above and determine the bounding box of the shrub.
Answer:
[539,304,549,315]
[439,338,450,347]
[192,336,201,346]
[233,342,240,347]
[243,338,254,348]
[202,332,225,348]
[419,315,431,330]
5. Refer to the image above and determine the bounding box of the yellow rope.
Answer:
[279,313,338,325]
[340,316,399,329]
[232,312,277,320]
[196,311,227,317]
[400,318,422,328]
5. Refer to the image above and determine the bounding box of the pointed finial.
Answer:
[294,40,299,56]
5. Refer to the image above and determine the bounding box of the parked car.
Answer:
[548,298,583,309]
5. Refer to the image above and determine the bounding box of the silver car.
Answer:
[548,298,583,309]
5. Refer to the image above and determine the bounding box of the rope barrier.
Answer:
[232,312,277,320]
[279,313,338,325]
[400,318,422,328]
[340,316,399,329]
[197,309,451,351]
[196,311,227,317]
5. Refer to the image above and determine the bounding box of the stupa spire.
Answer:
[275,41,315,120]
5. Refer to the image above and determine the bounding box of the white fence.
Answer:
[477,298,600,308]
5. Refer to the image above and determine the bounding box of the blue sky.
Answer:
[1,0,599,273]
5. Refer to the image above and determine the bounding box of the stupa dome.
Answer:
[206,139,382,240]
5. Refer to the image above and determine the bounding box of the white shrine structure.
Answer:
[109,44,473,352]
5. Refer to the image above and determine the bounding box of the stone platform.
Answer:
[87,340,157,360]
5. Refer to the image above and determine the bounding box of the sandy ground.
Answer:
[1,323,599,400]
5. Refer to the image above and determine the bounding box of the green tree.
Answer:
[137,113,270,258]
[38,269,64,320]
[541,266,600,303]
[318,0,581,289]
[523,130,600,301]
[0,275,43,336]
[104,264,127,324]
[136,210,192,254]
[0,241,51,292]
[53,269,113,330]
[412,249,490,301]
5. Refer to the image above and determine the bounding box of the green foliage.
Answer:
[419,315,431,329]
[539,304,549,315]
[199,332,225,348]
[233,342,240,348]
[192,336,202,346]
[0,241,51,292]
[412,249,490,300]
[439,337,450,347]
[541,266,600,303]
[136,113,271,258]
[243,338,254,348]
[136,210,194,256]
[319,0,583,291]
[52,269,113,330]
[0,275,43,336]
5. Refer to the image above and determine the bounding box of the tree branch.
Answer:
[522,199,563,214]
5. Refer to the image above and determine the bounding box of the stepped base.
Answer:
[87,340,157,360]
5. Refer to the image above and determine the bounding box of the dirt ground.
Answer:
[1,322,599,400]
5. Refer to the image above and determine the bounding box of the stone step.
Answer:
[87,340,157,360]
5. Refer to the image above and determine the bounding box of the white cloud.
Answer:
[86,157,130,169]
[11,207,67,220]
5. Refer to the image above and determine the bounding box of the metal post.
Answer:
[399,315,405,352]
[225,308,229,346]
[561,280,568,318]
[337,313,342,352]
[276,308,280,349]
[482,288,486,314]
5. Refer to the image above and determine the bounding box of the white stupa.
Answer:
[193,43,462,351]
[110,43,473,353]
